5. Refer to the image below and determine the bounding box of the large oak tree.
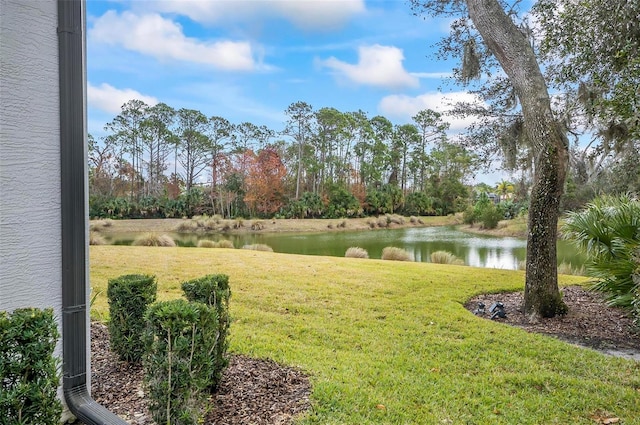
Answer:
[412,0,568,319]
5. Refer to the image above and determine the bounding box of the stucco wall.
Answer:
[1,0,71,420]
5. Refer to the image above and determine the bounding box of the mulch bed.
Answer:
[92,285,639,424]
[90,323,311,424]
[465,285,640,359]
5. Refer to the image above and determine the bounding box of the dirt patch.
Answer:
[90,322,311,424]
[465,286,640,360]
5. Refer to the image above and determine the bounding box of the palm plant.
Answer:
[562,195,640,313]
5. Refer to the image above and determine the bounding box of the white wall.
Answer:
[0,0,72,421]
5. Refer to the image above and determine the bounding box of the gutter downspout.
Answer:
[58,1,129,423]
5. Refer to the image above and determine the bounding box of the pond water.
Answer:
[104,226,585,271]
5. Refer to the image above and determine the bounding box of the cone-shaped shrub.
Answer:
[107,274,157,362]
[143,299,218,425]
[181,274,231,391]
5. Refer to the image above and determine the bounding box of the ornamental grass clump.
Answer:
[143,299,218,425]
[345,247,369,259]
[107,274,157,363]
[217,239,235,249]
[132,233,176,247]
[431,250,465,266]
[0,308,62,424]
[89,231,107,245]
[381,246,413,261]
[181,274,231,391]
[197,239,218,248]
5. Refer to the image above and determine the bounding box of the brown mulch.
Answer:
[92,285,639,424]
[465,285,640,360]
[90,323,311,424]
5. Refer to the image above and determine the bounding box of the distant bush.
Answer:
[0,308,62,424]
[250,220,265,230]
[387,214,405,225]
[107,274,157,363]
[480,205,502,230]
[181,274,231,391]
[377,216,388,228]
[89,231,107,245]
[345,247,369,259]
[144,300,218,425]
[133,233,176,247]
[175,219,199,232]
[197,239,218,248]
[381,247,413,261]
[462,206,477,225]
[430,250,465,266]
[242,244,273,252]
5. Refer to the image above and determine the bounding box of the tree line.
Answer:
[89,101,482,219]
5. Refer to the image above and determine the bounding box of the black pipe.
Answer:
[58,0,129,423]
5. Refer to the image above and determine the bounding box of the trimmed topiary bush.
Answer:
[381,246,413,261]
[0,308,62,424]
[107,274,157,362]
[345,247,369,259]
[143,299,218,425]
[181,274,231,391]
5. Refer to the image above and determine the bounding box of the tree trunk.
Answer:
[466,0,569,320]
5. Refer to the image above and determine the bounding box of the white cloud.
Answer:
[378,91,484,131]
[90,11,258,71]
[145,0,366,30]
[320,44,419,89]
[88,82,159,114]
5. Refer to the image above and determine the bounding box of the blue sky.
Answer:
[86,0,502,181]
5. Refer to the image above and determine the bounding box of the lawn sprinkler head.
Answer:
[474,302,486,315]
[489,302,506,320]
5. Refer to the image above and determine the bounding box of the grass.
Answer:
[89,247,640,424]
[381,246,413,261]
[430,250,465,266]
[345,247,369,259]
[132,233,176,247]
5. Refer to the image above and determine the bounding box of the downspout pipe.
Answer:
[58,0,129,423]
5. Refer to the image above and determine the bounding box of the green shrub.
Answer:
[381,246,413,261]
[0,308,62,424]
[462,206,477,225]
[181,274,231,391]
[242,244,273,252]
[480,204,502,229]
[562,194,640,316]
[430,250,465,265]
[143,300,218,425]
[132,233,176,247]
[107,274,157,363]
[345,247,369,259]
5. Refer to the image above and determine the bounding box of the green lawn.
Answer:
[90,246,640,424]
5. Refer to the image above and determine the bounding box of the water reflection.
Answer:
[103,226,583,271]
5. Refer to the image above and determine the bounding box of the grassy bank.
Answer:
[90,247,639,424]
